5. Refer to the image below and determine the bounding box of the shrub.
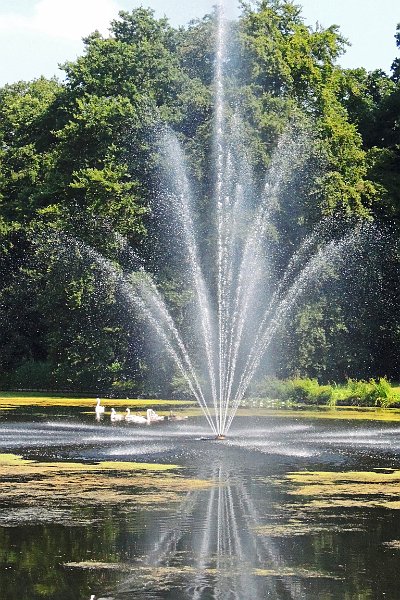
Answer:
[252,377,293,401]
[249,376,399,408]
[372,377,400,407]
[171,374,194,399]
[110,379,139,396]
[336,377,400,407]
[338,379,374,406]
[0,361,55,390]
[253,376,333,405]
[288,378,333,405]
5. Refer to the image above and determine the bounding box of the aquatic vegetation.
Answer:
[238,406,400,421]
[382,540,400,549]
[64,561,133,571]
[254,522,361,537]
[0,454,212,526]
[252,568,341,579]
[64,561,340,581]
[0,453,179,471]
[0,394,194,410]
[280,469,400,510]
[286,469,400,484]
[304,499,400,510]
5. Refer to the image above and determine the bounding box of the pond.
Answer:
[1,403,400,599]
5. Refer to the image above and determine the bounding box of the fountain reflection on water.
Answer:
[115,460,308,600]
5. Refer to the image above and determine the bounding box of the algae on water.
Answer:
[0,453,213,526]
[281,468,400,510]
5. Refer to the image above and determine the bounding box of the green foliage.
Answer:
[253,376,293,400]
[288,377,333,405]
[170,374,193,398]
[0,3,399,393]
[253,376,400,408]
[338,32,400,223]
[339,378,400,408]
[253,376,333,405]
[391,24,400,83]
[0,361,55,390]
[238,0,375,218]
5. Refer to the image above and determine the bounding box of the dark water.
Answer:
[1,406,400,600]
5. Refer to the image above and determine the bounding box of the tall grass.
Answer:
[251,376,400,408]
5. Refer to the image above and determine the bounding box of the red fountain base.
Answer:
[215,434,226,440]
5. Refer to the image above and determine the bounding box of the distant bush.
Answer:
[374,378,400,407]
[250,376,399,408]
[110,379,139,396]
[252,376,333,405]
[287,378,333,405]
[337,377,400,407]
[0,361,55,390]
[171,374,195,399]
[252,377,293,401]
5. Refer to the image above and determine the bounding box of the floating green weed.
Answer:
[382,540,400,549]
[0,453,213,527]
[254,522,360,537]
[63,562,339,581]
[280,468,400,510]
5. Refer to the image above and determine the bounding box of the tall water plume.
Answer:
[46,2,376,437]
[126,1,367,437]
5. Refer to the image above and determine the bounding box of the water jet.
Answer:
[101,2,370,441]
[52,1,373,441]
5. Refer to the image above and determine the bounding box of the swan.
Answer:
[110,408,124,421]
[168,410,188,422]
[146,408,165,423]
[95,398,105,415]
[125,408,147,424]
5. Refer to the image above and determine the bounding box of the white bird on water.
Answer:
[125,408,148,424]
[146,408,165,423]
[95,398,105,420]
[110,408,124,421]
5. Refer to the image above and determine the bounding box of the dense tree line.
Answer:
[0,0,399,394]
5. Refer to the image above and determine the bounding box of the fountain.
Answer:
[43,1,373,440]
[115,457,309,599]
[116,1,370,439]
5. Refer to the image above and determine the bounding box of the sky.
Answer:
[0,0,399,86]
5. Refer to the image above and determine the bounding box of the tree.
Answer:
[0,3,396,392]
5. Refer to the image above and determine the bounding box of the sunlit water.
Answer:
[1,407,400,599]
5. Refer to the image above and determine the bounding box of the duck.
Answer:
[125,408,147,424]
[110,408,124,422]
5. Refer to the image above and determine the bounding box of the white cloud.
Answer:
[0,0,120,41]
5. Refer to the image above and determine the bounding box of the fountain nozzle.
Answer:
[215,434,226,441]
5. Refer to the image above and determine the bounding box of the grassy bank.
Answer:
[3,392,400,423]
[235,406,400,422]
[0,392,195,411]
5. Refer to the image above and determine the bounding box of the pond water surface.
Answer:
[1,405,400,600]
